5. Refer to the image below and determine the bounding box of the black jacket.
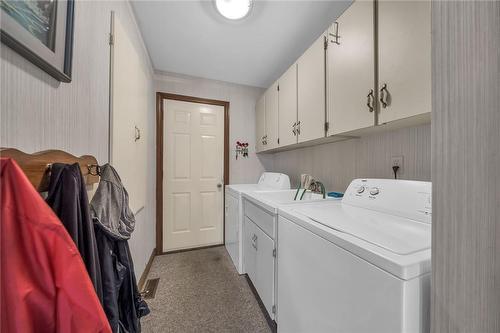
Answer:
[46,163,103,303]
[94,232,149,333]
[90,164,149,333]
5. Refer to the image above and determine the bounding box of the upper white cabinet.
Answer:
[255,0,431,153]
[255,94,266,152]
[297,35,326,143]
[327,0,375,136]
[265,82,279,150]
[278,64,298,147]
[377,0,431,124]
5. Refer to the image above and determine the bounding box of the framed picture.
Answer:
[0,0,75,82]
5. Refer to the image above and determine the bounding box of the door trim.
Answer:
[156,92,230,254]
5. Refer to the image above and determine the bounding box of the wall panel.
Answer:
[271,124,431,192]
[431,1,500,332]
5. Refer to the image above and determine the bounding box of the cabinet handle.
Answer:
[292,122,297,136]
[380,83,389,108]
[366,89,374,112]
[297,121,301,135]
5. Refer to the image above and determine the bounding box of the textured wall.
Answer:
[270,124,431,192]
[0,1,155,278]
[155,71,274,184]
[431,1,500,332]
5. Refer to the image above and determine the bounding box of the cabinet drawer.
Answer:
[244,199,275,239]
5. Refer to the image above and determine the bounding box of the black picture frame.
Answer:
[0,0,75,82]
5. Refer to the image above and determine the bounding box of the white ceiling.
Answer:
[131,0,351,88]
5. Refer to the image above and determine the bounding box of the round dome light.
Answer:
[215,0,253,20]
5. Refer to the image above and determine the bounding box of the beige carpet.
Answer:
[141,246,272,333]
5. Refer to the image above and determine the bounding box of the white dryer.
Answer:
[277,179,432,333]
[225,172,290,274]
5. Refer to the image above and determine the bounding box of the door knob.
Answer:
[217,183,223,188]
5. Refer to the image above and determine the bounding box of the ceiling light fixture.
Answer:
[215,0,253,20]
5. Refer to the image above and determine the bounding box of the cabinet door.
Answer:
[255,94,266,152]
[243,217,256,280]
[265,82,279,149]
[298,34,326,143]
[224,194,239,269]
[378,0,431,124]
[254,224,276,319]
[327,0,375,135]
[278,64,298,147]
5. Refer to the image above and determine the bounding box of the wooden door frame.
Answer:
[156,92,230,254]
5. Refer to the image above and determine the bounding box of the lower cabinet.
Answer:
[244,217,257,282]
[225,192,240,271]
[244,216,276,319]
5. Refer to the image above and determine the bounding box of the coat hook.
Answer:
[87,164,100,176]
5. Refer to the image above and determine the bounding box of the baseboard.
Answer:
[244,274,277,333]
[157,244,223,256]
[138,248,156,290]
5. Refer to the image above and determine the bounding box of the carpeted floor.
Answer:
[141,246,272,333]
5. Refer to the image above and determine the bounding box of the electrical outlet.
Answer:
[391,156,404,174]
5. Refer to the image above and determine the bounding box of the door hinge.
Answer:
[277,85,280,92]
[329,22,340,45]
[324,121,330,132]
[109,33,114,45]
[277,138,280,145]
[324,36,328,50]
[272,248,276,257]
[272,305,276,314]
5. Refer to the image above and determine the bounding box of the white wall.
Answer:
[155,71,273,184]
[270,124,431,192]
[0,1,155,278]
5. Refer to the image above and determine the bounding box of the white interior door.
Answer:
[163,99,224,251]
[110,13,148,213]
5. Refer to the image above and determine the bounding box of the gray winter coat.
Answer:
[91,164,135,240]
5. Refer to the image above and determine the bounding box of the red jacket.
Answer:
[1,158,111,333]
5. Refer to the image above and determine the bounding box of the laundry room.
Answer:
[1,1,498,333]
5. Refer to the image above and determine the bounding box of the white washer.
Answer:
[277,179,432,333]
[225,172,290,274]
[241,189,331,320]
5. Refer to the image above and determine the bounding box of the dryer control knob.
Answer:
[356,186,365,194]
[369,187,380,195]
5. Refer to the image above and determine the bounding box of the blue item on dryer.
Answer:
[327,191,344,198]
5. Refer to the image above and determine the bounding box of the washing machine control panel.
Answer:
[343,179,432,224]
